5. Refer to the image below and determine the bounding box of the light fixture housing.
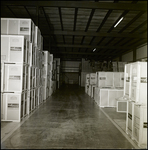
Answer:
[114,17,124,28]
[93,48,96,52]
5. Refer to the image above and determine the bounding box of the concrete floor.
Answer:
[1,84,141,149]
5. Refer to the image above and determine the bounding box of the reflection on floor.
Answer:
[1,85,142,149]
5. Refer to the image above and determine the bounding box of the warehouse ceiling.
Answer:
[1,1,147,61]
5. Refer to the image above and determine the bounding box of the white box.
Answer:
[126,101,135,139]
[113,72,124,88]
[42,64,50,77]
[116,98,127,113]
[94,87,100,104]
[31,89,36,111]
[118,62,127,72]
[90,73,96,85]
[130,62,147,104]
[49,63,53,71]
[86,73,90,84]
[1,35,28,64]
[4,64,25,92]
[41,36,43,51]
[42,77,50,87]
[34,26,41,49]
[57,74,60,81]
[1,93,5,120]
[54,58,60,65]
[85,83,89,94]
[124,63,132,99]
[133,104,147,148]
[88,85,92,96]
[28,43,34,66]
[49,54,53,62]
[27,66,31,90]
[26,90,31,115]
[97,72,114,88]
[81,72,89,87]
[37,86,43,105]
[1,18,35,43]
[99,88,124,107]
[1,62,4,92]
[112,62,118,72]
[57,66,60,73]
[42,86,49,100]
[91,85,96,99]
[2,93,22,122]
[42,51,49,64]
[23,90,28,117]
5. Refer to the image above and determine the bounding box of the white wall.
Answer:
[136,44,147,60]
[122,51,133,62]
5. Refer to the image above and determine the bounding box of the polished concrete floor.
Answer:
[1,84,138,149]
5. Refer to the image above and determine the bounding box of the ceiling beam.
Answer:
[85,9,95,31]
[51,51,115,56]
[7,6,17,17]
[43,31,147,38]
[2,1,147,11]
[51,44,131,50]
[96,10,112,32]
[130,20,147,33]
[73,8,78,31]
[58,7,63,31]
[119,11,146,33]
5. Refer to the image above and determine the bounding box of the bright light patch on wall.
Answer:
[93,48,96,52]
[114,17,124,28]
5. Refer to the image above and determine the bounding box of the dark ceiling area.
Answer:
[1,1,147,61]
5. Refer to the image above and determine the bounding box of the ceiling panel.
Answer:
[1,0,147,61]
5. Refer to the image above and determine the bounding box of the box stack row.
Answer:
[112,61,127,72]
[53,58,61,89]
[122,62,147,148]
[42,51,55,98]
[85,72,124,108]
[1,18,47,122]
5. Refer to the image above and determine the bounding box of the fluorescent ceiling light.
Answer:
[93,48,96,52]
[114,17,124,28]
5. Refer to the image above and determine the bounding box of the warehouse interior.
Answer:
[1,0,147,149]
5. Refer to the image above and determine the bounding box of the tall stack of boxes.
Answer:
[48,54,57,96]
[1,18,51,122]
[54,58,61,89]
[94,72,124,107]
[124,62,147,148]
[42,51,53,100]
[85,71,125,106]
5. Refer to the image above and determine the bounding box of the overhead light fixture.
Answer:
[114,17,124,28]
[93,48,96,52]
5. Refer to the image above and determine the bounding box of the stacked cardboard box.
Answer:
[124,62,147,148]
[1,18,45,122]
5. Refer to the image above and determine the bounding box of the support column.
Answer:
[119,55,122,61]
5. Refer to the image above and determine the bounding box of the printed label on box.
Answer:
[100,77,106,80]
[10,47,22,51]
[126,77,130,82]
[8,103,19,108]
[141,77,147,83]
[20,27,29,31]
[128,113,132,120]
[9,76,21,80]
[143,122,147,128]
